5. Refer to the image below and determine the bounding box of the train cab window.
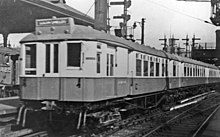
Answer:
[67,43,81,67]
[45,44,59,73]
[25,44,36,75]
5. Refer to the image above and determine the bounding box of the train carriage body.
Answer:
[17,17,220,131]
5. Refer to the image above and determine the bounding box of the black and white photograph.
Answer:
[0,0,220,136]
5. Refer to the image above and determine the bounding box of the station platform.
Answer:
[0,104,17,115]
[0,97,19,116]
[0,96,20,107]
[201,106,220,137]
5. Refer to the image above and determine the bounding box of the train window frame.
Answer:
[97,52,101,74]
[44,43,59,74]
[190,65,192,77]
[155,57,160,77]
[67,43,82,68]
[150,56,155,77]
[24,44,37,75]
[136,53,142,76]
[162,59,165,77]
[173,61,176,77]
[143,55,149,76]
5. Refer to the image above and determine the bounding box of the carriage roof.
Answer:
[20,22,218,70]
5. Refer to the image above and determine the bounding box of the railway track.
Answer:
[145,103,220,137]
[0,113,48,137]
[99,92,220,137]
[0,92,219,137]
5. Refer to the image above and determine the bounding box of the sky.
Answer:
[1,0,218,50]
[66,0,218,49]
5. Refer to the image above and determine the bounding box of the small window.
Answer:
[67,43,81,67]
[136,59,142,76]
[97,43,101,49]
[107,54,109,76]
[110,54,114,76]
[97,53,101,73]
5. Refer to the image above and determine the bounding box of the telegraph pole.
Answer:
[95,0,108,32]
[159,35,167,52]
[169,35,179,54]
[192,34,201,49]
[182,34,189,57]
[141,18,146,44]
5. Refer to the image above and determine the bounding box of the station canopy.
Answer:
[0,0,94,35]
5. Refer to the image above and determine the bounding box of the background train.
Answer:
[16,17,220,131]
[0,47,20,98]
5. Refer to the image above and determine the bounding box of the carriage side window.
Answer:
[187,66,190,76]
[156,58,160,76]
[162,61,165,77]
[190,65,192,76]
[184,64,186,77]
[54,44,59,73]
[173,62,176,77]
[25,44,36,75]
[46,44,50,73]
[136,53,142,76]
[193,66,195,76]
[150,57,154,76]
[106,53,114,76]
[136,59,142,76]
[144,60,148,76]
[165,60,168,76]
[67,43,81,67]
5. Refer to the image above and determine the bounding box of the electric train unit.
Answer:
[16,17,220,131]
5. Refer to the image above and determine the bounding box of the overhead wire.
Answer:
[85,2,95,16]
[145,0,212,24]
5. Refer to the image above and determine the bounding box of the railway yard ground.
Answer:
[1,92,220,137]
